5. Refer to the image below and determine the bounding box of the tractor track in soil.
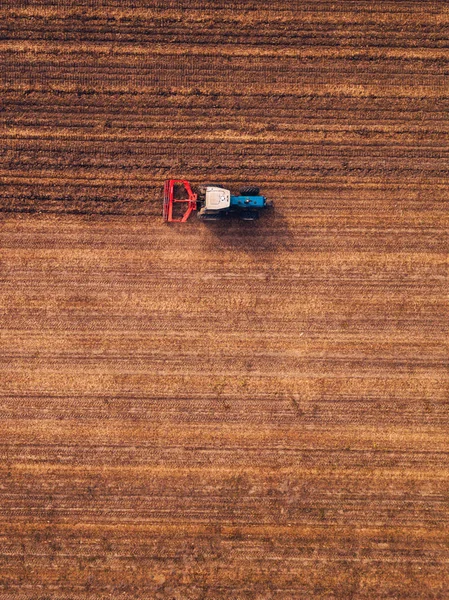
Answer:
[1,1,449,599]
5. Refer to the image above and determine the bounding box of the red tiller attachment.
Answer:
[163,179,197,222]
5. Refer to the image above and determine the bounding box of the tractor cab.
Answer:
[203,186,231,210]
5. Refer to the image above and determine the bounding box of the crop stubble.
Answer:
[1,1,448,598]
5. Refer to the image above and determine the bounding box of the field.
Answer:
[1,1,449,598]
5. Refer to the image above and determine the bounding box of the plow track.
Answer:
[1,1,448,598]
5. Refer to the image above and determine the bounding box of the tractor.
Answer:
[163,179,272,223]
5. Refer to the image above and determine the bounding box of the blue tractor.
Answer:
[163,180,272,223]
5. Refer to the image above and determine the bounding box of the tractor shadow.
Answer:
[198,205,295,260]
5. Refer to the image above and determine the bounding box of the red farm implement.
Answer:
[163,179,197,222]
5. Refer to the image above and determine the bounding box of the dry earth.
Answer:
[1,1,448,598]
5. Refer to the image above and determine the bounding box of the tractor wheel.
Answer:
[240,185,260,195]
[198,211,222,222]
[239,210,259,221]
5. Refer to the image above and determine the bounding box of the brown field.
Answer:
[1,1,449,598]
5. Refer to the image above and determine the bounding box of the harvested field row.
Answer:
[2,15,449,47]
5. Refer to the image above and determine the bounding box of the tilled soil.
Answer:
[1,1,448,598]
